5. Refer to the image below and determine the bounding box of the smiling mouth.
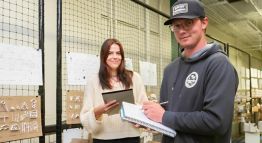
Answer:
[180,36,190,40]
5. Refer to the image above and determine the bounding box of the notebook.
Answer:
[120,102,176,137]
[102,89,134,115]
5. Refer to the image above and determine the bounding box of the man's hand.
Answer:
[94,100,119,119]
[142,101,165,123]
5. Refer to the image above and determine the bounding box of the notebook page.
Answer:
[121,102,176,137]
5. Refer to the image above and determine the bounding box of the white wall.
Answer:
[45,0,57,125]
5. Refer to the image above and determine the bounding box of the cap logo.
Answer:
[172,3,188,16]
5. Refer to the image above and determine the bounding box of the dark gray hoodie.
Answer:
[160,42,238,143]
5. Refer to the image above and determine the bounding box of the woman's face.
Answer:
[106,43,122,73]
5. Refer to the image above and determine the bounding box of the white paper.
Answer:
[121,102,176,137]
[125,58,133,71]
[0,43,43,85]
[139,61,157,86]
[66,52,99,85]
[63,128,83,143]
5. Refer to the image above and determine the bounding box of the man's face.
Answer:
[171,17,208,49]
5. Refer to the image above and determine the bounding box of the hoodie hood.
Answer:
[181,42,225,63]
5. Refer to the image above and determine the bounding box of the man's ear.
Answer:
[202,17,208,30]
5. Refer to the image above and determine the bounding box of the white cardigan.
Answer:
[80,72,148,139]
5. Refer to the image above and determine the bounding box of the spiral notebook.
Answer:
[120,102,176,137]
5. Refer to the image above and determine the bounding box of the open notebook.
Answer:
[120,102,176,137]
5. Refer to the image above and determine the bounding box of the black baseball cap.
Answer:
[164,0,205,25]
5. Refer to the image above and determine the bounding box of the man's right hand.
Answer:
[142,101,165,123]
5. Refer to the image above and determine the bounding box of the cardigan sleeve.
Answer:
[80,76,104,133]
[132,72,148,104]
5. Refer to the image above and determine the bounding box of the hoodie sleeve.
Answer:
[160,68,169,109]
[162,55,238,135]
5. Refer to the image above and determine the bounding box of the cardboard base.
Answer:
[70,138,90,143]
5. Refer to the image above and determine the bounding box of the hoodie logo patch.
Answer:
[185,72,198,88]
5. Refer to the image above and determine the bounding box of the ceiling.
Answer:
[201,0,262,53]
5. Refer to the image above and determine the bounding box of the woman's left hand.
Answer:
[94,100,119,119]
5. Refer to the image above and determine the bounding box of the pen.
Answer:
[160,101,168,105]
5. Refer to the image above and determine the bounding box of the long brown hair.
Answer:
[99,38,133,89]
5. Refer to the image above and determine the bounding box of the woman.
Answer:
[80,38,148,143]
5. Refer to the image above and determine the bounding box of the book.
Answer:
[102,89,134,115]
[120,102,176,137]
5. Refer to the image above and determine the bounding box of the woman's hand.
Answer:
[94,100,119,119]
[133,123,152,131]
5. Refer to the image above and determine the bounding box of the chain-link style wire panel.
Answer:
[61,0,171,123]
[206,36,227,52]
[0,0,44,142]
[206,35,252,138]
[228,46,250,138]
[250,57,262,91]
[249,57,262,124]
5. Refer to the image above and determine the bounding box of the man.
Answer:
[142,0,239,143]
